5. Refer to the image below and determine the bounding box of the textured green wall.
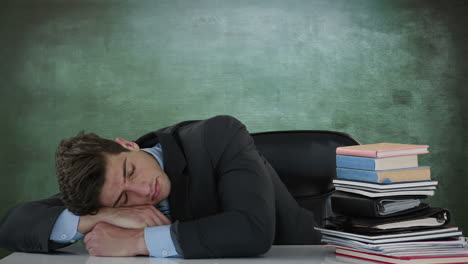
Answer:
[1,0,467,258]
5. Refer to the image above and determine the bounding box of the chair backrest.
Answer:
[251,130,359,224]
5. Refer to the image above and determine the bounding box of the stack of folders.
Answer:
[316,143,468,264]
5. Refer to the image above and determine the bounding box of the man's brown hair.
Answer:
[55,131,129,215]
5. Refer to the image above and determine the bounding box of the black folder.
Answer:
[324,207,450,234]
[331,191,429,218]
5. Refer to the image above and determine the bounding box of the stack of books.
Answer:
[316,143,468,264]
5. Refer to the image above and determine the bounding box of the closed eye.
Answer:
[122,166,135,206]
[113,157,128,208]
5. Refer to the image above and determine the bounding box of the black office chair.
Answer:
[251,130,360,226]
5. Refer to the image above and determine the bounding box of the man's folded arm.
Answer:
[0,194,73,252]
[50,207,183,258]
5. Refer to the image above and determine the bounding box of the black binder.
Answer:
[324,207,450,234]
[331,191,429,218]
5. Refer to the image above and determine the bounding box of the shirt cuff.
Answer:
[50,209,84,243]
[144,225,181,258]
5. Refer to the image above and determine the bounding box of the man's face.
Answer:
[99,138,171,208]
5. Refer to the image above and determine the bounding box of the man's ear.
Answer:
[115,138,140,151]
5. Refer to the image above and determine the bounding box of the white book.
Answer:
[333,183,436,193]
[315,227,461,244]
[321,236,467,253]
[333,180,438,189]
[335,186,435,197]
[324,231,463,244]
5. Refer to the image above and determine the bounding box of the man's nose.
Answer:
[125,182,151,196]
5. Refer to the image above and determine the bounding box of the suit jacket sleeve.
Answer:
[0,194,73,252]
[176,116,276,258]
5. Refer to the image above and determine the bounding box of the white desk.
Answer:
[0,245,358,264]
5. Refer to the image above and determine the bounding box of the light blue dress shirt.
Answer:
[50,143,180,258]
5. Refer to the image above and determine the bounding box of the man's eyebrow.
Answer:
[112,157,127,208]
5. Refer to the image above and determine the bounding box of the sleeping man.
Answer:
[0,115,320,258]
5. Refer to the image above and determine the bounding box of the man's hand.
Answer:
[84,222,149,257]
[79,205,171,234]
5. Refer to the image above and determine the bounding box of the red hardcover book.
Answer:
[336,143,429,158]
[335,247,468,264]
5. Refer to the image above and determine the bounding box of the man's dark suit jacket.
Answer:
[0,115,321,258]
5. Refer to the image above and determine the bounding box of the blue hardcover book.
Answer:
[336,167,431,183]
[336,155,418,170]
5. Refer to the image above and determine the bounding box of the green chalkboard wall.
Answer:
[1,0,467,259]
